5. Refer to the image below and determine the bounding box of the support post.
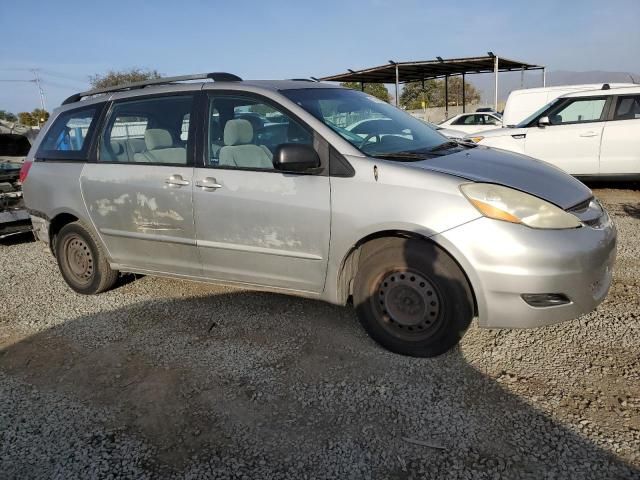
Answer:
[462,73,466,113]
[395,64,399,107]
[521,67,524,88]
[422,78,427,120]
[360,82,364,92]
[542,67,546,87]
[444,74,449,118]
[494,55,499,112]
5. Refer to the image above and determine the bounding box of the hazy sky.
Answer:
[1,0,639,113]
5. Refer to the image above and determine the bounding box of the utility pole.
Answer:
[30,69,47,126]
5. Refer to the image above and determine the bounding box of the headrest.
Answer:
[110,141,123,154]
[224,119,253,146]
[145,129,173,150]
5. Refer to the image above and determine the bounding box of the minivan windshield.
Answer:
[283,88,461,159]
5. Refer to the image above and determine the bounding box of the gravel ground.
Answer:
[1,185,639,479]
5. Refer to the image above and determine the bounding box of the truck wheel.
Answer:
[353,238,474,357]
[55,221,118,295]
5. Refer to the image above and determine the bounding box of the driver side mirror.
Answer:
[538,116,550,127]
[273,143,321,172]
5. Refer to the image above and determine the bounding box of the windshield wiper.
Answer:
[370,152,427,161]
[426,140,460,152]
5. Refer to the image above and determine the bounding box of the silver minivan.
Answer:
[22,73,616,357]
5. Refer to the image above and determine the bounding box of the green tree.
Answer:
[15,109,50,127]
[31,108,49,124]
[89,68,162,89]
[400,77,481,110]
[340,82,390,102]
[18,112,35,126]
[400,79,439,110]
[0,110,18,122]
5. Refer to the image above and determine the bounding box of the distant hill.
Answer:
[470,70,640,104]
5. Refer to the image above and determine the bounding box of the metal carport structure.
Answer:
[318,54,545,112]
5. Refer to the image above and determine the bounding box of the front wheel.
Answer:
[353,239,474,357]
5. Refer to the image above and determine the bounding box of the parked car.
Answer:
[0,130,33,238]
[438,112,503,134]
[422,121,467,141]
[23,73,616,357]
[343,116,468,144]
[466,85,640,179]
[475,107,500,115]
[502,83,635,127]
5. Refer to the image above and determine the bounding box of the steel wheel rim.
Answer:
[63,234,94,285]
[375,270,443,340]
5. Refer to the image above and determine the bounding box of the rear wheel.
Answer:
[353,238,473,357]
[55,221,118,294]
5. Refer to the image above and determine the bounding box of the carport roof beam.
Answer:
[319,55,544,84]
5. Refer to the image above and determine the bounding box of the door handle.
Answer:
[195,177,223,190]
[165,174,190,187]
[579,131,599,137]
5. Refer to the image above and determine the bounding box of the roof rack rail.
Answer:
[602,83,610,90]
[288,78,315,82]
[62,72,242,105]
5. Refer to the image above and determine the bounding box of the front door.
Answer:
[524,96,608,175]
[80,94,200,275]
[192,93,330,293]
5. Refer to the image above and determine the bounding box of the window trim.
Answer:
[452,114,475,126]
[35,103,106,162]
[544,95,611,126]
[96,92,197,167]
[609,94,640,122]
[199,90,329,176]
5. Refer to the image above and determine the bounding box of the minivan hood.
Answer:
[413,146,592,209]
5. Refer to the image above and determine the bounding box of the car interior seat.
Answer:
[104,140,122,161]
[219,119,273,169]
[210,119,223,161]
[133,129,186,164]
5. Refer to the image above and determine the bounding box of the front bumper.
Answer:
[432,212,616,328]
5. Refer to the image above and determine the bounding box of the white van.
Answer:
[502,83,634,127]
[468,85,640,179]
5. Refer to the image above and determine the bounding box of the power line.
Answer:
[39,68,87,85]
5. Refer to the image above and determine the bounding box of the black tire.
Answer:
[353,238,474,357]
[54,221,118,295]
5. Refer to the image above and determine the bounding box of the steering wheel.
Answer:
[358,133,381,149]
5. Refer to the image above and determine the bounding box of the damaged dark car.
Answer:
[0,131,33,239]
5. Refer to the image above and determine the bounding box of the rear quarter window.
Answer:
[36,105,103,161]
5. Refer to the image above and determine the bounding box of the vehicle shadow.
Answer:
[622,203,640,220]
[582,179,640,191]
[0,288,637,478]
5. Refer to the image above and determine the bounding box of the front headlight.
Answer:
[460,183,581,229]
[467,136,484,143]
